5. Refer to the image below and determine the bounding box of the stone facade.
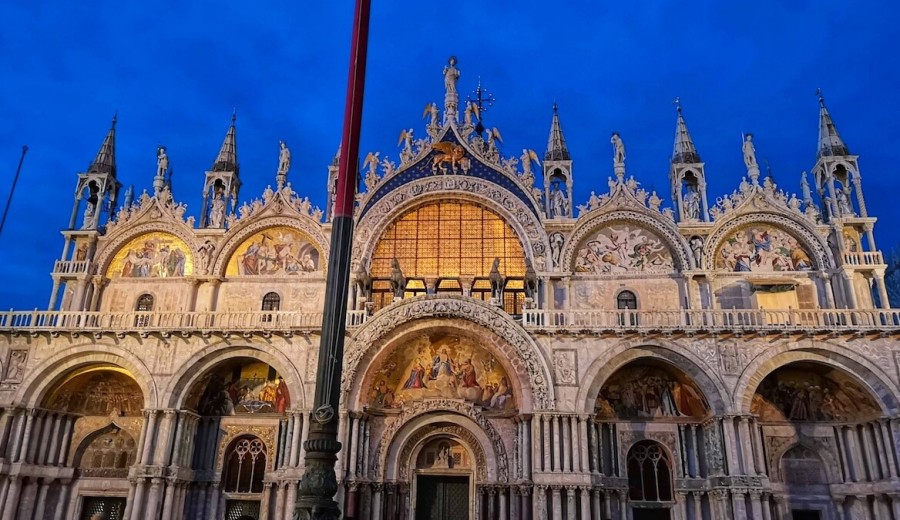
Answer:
[0,64,898,520]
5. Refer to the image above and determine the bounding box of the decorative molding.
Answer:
[397,424,488,482]
[373,399,509,482]
[343,296,554,410]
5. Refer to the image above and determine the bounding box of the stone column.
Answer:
[565,487,576,520]
[15,410,36,463]
[772,495,788,520]
[618,490,627,520]
[579,486,590,520]
[550,485,562,520]
[523,415,533,478]
[693,491,704,520]
[129,479,148,520]
[371,483,383,520]
[675,491,687,520]
[518,486,531,520]
[0,476,21,520]
[533,415,543,473]
[534,485,547,520]
[602,490,613,520]
[285,480,298,519]
[543,415,552,472]
[738,416,755,475]
[259,482,272,519]
[298,411,311,467]
[145,478,164,519]
[879,419,898,479]
[721,416,740,475]
[578,415,590,473]
[552,416,562,472]
[160,477,178,520]
[498,487,508,520]
[348,413,360,479]
[747,491,763,520]
[54,479,72,520]
[711,489,729,520]
[140,410,159,464]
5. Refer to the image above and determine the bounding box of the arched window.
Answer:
[222,436,267,493]
[261,292,281,311]
[135,293,154,327]
[627,441,673,502]
[617,290,638,326]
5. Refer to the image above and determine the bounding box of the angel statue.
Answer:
[363,152,380,189]
[520,149,540,185]
[486,127,502,160]
[610,133,625,164]
[443,56,460,95]
[398,129,414,162]
[423,102,440,128]
[464,100,480,127]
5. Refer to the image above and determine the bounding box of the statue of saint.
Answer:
[550,184,568,218]
[209,190,226,228]
[742,134,757,168]
[611,133,626,163]
[278,140,291,173]
[157,146,169,177]
[443,56,460,95]
[689,236,704,269]
[683,185,701,220]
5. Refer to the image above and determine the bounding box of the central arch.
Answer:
[345,295,554,410]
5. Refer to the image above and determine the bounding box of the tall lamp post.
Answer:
[295,1,371,519]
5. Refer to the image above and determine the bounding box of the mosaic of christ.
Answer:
[366,333,515,411]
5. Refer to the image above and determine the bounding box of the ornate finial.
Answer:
[231,108,237,124]
[552,101,558,113]
[112,111,118,127]
[816,88,825,107]
[674,97,682,113]
[467,77,495,135]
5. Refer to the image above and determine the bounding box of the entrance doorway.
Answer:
[415,475,470,520]
[632,508,671,520]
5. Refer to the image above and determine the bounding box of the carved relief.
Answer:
[374,399,509,482]
[552,349,577,386]
[3,349,27,382]
[714,225,813,272]
[398,424,487,481]
[573,222,674,274]
[706,213,832,271]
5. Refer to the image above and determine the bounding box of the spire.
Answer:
[545,103,570,161]
[211,111,238,172]
[671,99,701,163]
[88,113,117,176]
[817,89,850,158]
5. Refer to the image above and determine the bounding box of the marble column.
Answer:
[553,416,562,472]
[140,410,159,464]
[499,487,508,520]
[889,493,900,520]
[579,486,590,520]
[879,419,898,478]
[721,417,740,475]
[32,479,50,520]
[260,482,273,520]
[371,483,383,520]
[54,479,72,520]
[534,485,547,520]
[550,485,562,520]
[145,478,164,519]
[693,491,704,520]
[160,478,178,520]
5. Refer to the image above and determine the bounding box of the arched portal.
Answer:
[36,365,145,519]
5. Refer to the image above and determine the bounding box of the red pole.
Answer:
[296,1,371,518]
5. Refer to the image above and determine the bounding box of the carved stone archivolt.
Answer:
[704,212,833,271]
[397,424,488,482]
[373,399,509,482]
[210,215,329,277]
[343,295,554,410]
[561,209,692,272]
[353,180,550,271]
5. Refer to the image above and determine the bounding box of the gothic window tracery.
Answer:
[222,435,267,494]
[627,440,673,502]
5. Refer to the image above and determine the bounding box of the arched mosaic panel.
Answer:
[714,224,814,272]
[185,359,291,416]
[365,332,515,411]
[595,361,709,419]
[106,231,193,278]
[226,225,321,276]
[43,367,144,417]
[573,222,674,274]
[751,362,880,422]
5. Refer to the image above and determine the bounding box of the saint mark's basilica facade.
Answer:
[1,58,899,520]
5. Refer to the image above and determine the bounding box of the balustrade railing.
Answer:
[842,251,885,266]
[52,260,93,275]
[522,308,900,332]
[0,309,369,332]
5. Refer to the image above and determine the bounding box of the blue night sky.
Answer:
[0,2,898,310]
